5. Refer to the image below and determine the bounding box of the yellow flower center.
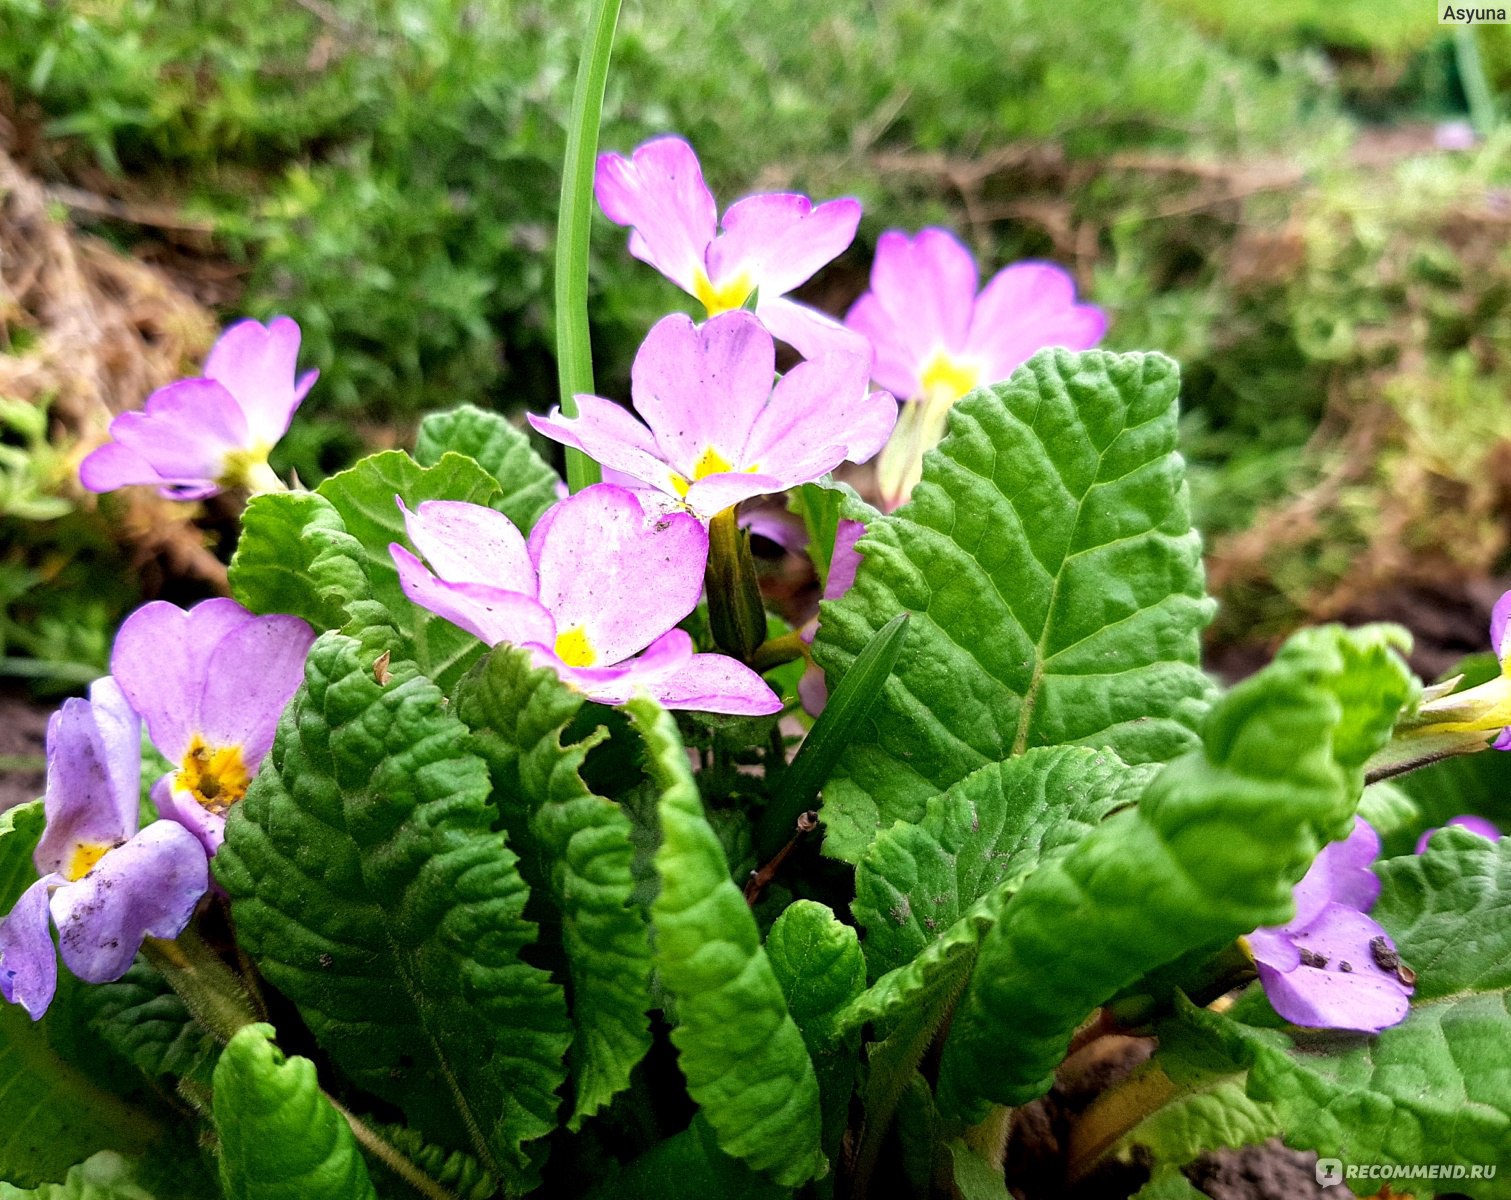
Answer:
[670,445,746,498]
[693,269,755,317]
[217,445,282,494]
[918,348,983,408]
[179,735,251,815]
[554,626,598,668]
[65,842,112,883]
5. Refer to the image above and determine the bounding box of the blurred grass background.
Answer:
[2,0,1511,689]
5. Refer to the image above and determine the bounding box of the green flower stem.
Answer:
[143,923,262,1045]
[1455,26,1499,141]
[553,0,621,493]
[750,629,807,673]
[329,1098,459,1200]
[705,507,768,662]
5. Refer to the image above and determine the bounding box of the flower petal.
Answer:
[550,628,694,703]
[845,291,923,399]
[964,261,1106,379]
[391,545,557,650]
[153,774,225,857]
[681,471,792,519]
[741,352,896,475]
[528,485,707,663]
[1493,589,1511,662]
[203,316,310,447]
[528,398,686,500]
[96,378,250,491]
[398,498,535,593]
[630,311,775,471]
[759,295,875,363]
[1256,904,1411,1033]
[78,441,173,494]
[195,613,315,766]
[51,821,209,984]
[642,651,784,716]
[34,679,142,876]
[595,137,717,294]
[0,878,59,1019]
[112,598,256,761]
[708,193,861,299]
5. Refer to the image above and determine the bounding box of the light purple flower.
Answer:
[80,317,317,499]
[1246,818,1413,1033]
[389,484,781,715]
[595,136,868,360]
[110,598,316,854]
[529,311,896,522]
[1415,814,1501,855]
[799,519,866,715]
[0,679,209,1019]
[844,228,1105,508]
[1413,589,1511,748]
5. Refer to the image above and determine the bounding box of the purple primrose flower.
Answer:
[111,598,316,855]
[1246,818,1413,1033]
[530,311,895,522]
[844,228,1105,508]
[0,679,209,1020]
[596,136,867,360]
[1415,814,1501,854]
[80,317,317,499]
[390,483,781,715]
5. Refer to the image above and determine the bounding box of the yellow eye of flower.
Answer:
[693,269,755,317]
[179,736,251,815]
[554,626,597,668]
[65,842,111,883]
[918,349,983,408]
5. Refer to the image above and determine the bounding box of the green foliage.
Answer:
[586,1117,789,1200]
[414,406,562,533]
[227,492,368,632]
[454,645,653,1130]
[215,632,570,1183]
[626,698,826,1189]
[72,959,220,1092]
[213,1024,377,1200]
[0,1152,159,1200]
[934,624,1414,1120]
[813,349,1216,863]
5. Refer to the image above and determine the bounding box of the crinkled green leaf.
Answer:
[1179,829,1511,1196]
[74,958,220,1091]
[454,645,653,1129]
[415,405,561,533]
[357,1123,498,1200]
[854,746,1155,979]
[812,349,1217,862]
[1130,1167,1208,1200]
[0,803,162,1188]
[227,492,368,630]
[212,1024,376,1200]
[765,901,865,1161]
[935,625,1415,1120]
[585,1116,790,1200]
[0,1152,156,1199]
[626,698,825,1188]
[215,633,570,1182]
[316,450,502,688]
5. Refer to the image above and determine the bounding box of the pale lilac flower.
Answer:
[1415,814,1501,854]
[844,228,1106,508]
[111,599,316,854]
[529,311,895,522]
[389,484,781,715]
[80,317,317,499]
[1413,589,1511,748]
[0,679,209,1019]
[595,136,868,360]
[1245,818,1413,1033]
[799,519,866,715]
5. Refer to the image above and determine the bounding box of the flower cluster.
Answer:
[0,600,313,1017]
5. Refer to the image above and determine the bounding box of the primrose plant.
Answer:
[4,110,1511,1200]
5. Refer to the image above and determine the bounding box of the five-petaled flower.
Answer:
[844,228,1106,508]
[529,311,895,522]
[111,598,316,854]
[596,135,867,360]
[390,483,781,714]
[80,317,317,499]
[0,679,209,1020]
[1244,817,1413,1033]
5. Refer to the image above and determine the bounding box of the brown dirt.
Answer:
[0,690,49,813]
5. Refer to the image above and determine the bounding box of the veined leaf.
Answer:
[215,633,570,1182]
[585,1116,790,1200]
[415,405,561,533]
[853,746,1155,980]
[316,450,503,689]
[812,349,1217,862]
[227,492,368,631]
[626,699,825,1188]
[212,1024,377,1200]
[935,625,1414,1120]
[74,959,220,1092]
[1,801,45,909]
[454,645,653,1130]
